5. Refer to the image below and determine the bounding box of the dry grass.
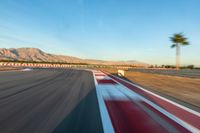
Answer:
[98,68,200,107]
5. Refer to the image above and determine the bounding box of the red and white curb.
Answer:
[92,71,115,133]
[92,70,200,133]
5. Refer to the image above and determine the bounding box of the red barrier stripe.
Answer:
[97,79,118,84]
[105,100,168,133]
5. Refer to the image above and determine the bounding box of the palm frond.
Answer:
[170,33,190,46]
[171,44,176,48]
[182,40,189,45]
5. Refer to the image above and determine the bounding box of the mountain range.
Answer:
[0,48,148,66]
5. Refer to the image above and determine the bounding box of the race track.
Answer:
[0,69,103,133]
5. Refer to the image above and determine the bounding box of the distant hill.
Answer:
[0,48,148,66]
[0,48,82,63]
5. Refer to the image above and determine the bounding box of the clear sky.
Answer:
[0,0,200,66]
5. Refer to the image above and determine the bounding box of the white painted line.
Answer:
[22,68,33,71]
[92,71,115,133]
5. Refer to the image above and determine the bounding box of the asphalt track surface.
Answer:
[0,69,103,133]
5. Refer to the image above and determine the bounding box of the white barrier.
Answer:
[118,69,125,76]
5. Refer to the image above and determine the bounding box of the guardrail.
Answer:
[0,62,72,68]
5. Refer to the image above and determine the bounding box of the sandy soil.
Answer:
[129,68,200,78]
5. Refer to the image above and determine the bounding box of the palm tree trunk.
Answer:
[176,44,180,70]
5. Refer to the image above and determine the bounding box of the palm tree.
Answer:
[170,33,190,70]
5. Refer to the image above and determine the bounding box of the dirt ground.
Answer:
[98,68,200,108]
[128,68,200,78]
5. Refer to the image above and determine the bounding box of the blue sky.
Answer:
[0,0,200,66]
